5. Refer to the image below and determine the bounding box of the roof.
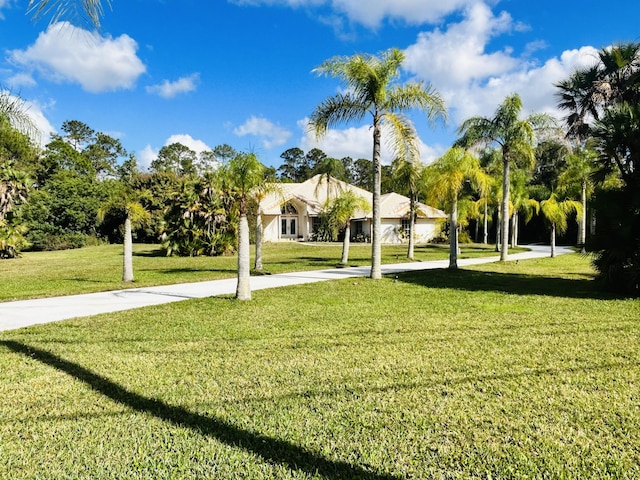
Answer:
[260,174,446,219]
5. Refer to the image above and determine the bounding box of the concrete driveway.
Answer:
[0,245,571,332]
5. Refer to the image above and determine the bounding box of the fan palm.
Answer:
[310,48,446,279]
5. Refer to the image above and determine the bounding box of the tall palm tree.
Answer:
[326,190,370,266]
[456,94,552,261]
[558,146,597,252]
[423,147,490,269]
[509,168,539,248]
[540,194,582,258]
[391,153,423,259]
[310,48,446,279]
[223,152,265,300]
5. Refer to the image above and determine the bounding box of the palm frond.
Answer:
[308,93,369,139]
[27,0,109,27]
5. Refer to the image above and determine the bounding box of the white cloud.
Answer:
[233,115,292,149]
[228,0,477,28]
[138,134,212,171]
[402,4,602,131]
[138,145,158,171]
[404,3,517,89]
[10,22,146,93]
[0,0,11,19]
[146,73,199,99]
[165,134,211,154]
[7,72,37,88]
[298,118,443,165]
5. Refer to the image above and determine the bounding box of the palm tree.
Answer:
[223,152,265,300]
[250,181,281,272]
[391,153,423,259]
[456,94,552,261]
[558,146,597,252]
[0,159,30,258]
[98,187,150,282]
[423,147,490,269]
[1,90,38,140]
[509,168,539,248]
[310,48,446,279]
[313,156,347,199]
[540,194,582,258]
[0,160,30,222]
[325,190,371,266]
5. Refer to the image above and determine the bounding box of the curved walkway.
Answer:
[0,245,572,332]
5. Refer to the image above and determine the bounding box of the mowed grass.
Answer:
[0,242,510,301]
[1,254,639,479]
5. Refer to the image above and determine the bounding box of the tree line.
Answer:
[2,42,640,296]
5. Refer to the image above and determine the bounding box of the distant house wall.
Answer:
[380,219,441,244]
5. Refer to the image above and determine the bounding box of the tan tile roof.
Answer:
[260,174,446,219]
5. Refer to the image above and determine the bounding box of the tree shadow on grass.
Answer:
[1,340,400,480]
[394,268,620,300]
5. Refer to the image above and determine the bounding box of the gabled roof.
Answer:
[380,192,447,219]
[260,174,446,219]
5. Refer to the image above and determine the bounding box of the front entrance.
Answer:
[281,203,298,239]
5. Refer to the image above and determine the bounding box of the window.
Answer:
[312,216,321,233]
[401,218,410,237]
[281,203,297,214]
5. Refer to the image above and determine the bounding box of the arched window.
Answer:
[281,203,298,214]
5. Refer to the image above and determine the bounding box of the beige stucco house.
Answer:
[259,174,447,244]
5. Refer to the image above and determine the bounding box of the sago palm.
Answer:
[310,48,446,279]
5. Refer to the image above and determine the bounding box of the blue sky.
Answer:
[1,0,639,170]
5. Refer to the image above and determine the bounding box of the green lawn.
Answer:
[1,253,638,479]
[0,242,510,301]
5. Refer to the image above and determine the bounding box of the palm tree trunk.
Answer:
[340,222,351,265]
[579,180,587,253]
[254,210,263,271]
[495,210,501,252]
[550,222,556,258]
[449,200,458,269]
[370,115,382,279]
[511,213,519,248]
[483,200,488,244]
[236,214,251,300]
[501,154,510,261]
[407,196,415,260]
[122,215,134,282]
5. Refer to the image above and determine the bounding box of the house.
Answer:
[259,174,447,244]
